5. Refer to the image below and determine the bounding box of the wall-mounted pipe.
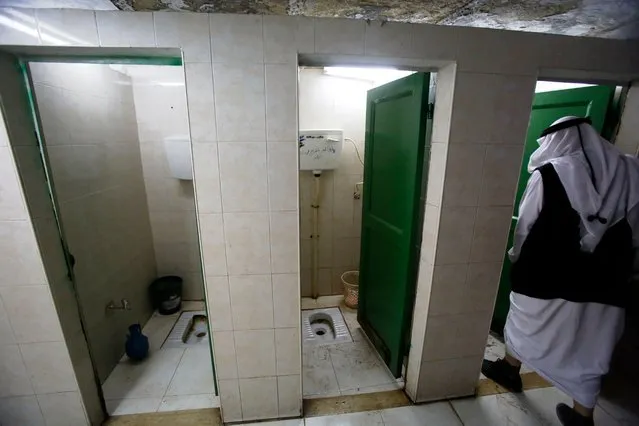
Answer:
[311,170,322,299]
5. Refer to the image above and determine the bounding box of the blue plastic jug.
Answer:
[125,324,149,361]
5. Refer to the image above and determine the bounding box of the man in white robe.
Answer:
[481,116,639,426]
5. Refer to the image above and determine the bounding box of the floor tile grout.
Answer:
[446,399,465,425]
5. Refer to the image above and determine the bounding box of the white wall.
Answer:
[128,65,205,301]
[298,68,368,296]
[298,67,417,296]
[1,8,639,424]
[29,62,157,383]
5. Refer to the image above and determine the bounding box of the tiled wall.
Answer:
[129,65,205,300]
[406,65,538,401]
[30,62,157,384]
[0,52,92,426]
[298,68,368,296]
[1,7,638,424]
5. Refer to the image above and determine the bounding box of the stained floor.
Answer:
[302,297,404,398]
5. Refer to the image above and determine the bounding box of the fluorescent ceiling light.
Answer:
[323,66,415,86]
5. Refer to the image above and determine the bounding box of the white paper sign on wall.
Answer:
[299,129,343,171]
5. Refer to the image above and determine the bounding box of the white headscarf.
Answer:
[528,116,639,251]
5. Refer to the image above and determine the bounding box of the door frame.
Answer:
[296,63,436,395]
[2,48,217,421]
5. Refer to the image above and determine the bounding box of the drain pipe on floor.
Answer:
[311,170,322,299]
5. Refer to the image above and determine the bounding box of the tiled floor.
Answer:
[302,297,404,398]
[102,302,219,415]
[238,386,629,425]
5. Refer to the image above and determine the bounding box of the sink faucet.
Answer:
[106,299,131,311]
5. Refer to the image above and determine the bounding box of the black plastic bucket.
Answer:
[149,276,183,315]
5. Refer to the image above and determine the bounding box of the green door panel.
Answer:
[491,85,615,333]
[358,72,430,377]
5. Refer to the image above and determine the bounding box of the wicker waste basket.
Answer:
[341,271,359,309]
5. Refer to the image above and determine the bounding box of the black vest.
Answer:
[511,164,633,308]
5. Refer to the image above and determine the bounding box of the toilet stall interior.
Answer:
[22,60,217,416]
[298,66,433,398]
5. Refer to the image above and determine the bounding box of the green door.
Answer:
[358,73,430,377]
[491,85,615,333]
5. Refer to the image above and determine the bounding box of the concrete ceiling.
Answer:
[2,0,638,39]
[108,0,639,39]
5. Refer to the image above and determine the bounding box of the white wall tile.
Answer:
[0,221,47,286]
[425,142,448,207]
[364,21,412,57]
[214,64,266,142]
[0,147,28,220]
[428,262,502,317]
[430,64,456,144]
[466,262,502,311]
[239,377,278,421]
[263,16,314,63]
[0,8,40,45]
[479,145,523,206]
[223,212,271,275]
[442,144,485,207]
[234,330,276,378]
[205,276,233,331]
[448,73,498,145]
[192,143,222,213]
[149,212,198,244]
[0,285,64,344]
[154,12,211,63]
[273,274,299,328]
[270,212,299,274]
[420,204,440,265]
[275,328,301,376]
[469,207,512,263]
[218,379,242,422]
[199,214,227,276]
[456,27,539,76]
[428,264,468,317]
[434,206,476,265]
[423,312,491,361]
[21,341,78,394]
[409,24,459,61]
[184,63,217,142]
[0,395,44,426]
[416,357,479,402]
[37,391,87,426]
[210,14,263,63]
[492,75,536,143]
[277,375,302,417]
[212,331,238,379]
[265,64,297,142]
[96,11,155,47]
[267,142,298,212]
[36,9,98,46]
[11,146,54,221]
[218,143,267,212]
[229,275,274,330]
[0,344,33,397]
[315,18,365,55]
